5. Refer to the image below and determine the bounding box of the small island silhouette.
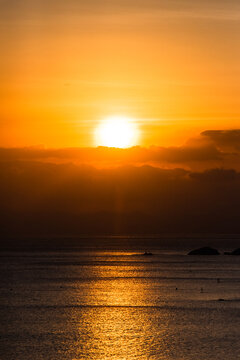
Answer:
[188,247,220,255]
[224,248,240,255]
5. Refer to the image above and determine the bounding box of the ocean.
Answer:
[1,238,240,359]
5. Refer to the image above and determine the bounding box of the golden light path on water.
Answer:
[70,253,172,360]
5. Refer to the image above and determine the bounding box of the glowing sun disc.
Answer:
[95,116,139,148]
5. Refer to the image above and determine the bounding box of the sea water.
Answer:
[0,243,240,360]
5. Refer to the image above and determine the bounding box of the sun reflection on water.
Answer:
[3,252,239,360]
[71,259,170,360]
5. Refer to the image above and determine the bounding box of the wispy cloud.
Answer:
[1,0,239,22]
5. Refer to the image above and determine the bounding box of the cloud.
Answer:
[1,129,240,240]
[189,168,238,182]
[1,0,239,22]
[1,158,240,238]
[201,129,240,151]
[0,130,238,170]
[150,144,221,163]
[0,142,224,167]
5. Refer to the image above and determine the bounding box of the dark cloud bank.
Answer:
[1,130,240,245]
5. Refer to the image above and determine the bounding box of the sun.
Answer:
[95,116,139,148]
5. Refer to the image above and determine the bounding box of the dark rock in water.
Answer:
[143,252,153,256]
[231,248,240,255]
[188,247,220,255]
[224,248,240,255]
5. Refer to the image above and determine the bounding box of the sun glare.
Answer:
[95,116,139,148]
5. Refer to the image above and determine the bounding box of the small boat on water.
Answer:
[142,251,153,256]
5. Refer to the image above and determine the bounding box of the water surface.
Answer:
[1,247,240,359]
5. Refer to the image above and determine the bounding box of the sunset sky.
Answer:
[1,0,239,148]
[2,7,240,360]
[1,1,240,238]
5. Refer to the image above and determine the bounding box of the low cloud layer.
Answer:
[1,130,240,239]
[1,129,240,170]
[201,130,240,151]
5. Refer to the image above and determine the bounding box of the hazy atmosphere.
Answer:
[1,1,240,360]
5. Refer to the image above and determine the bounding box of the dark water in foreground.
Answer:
[1,245,240,359]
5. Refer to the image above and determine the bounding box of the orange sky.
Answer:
[1,0,240,148]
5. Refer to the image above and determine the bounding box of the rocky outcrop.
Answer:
[188,247,220,255]
[224,248,240,255]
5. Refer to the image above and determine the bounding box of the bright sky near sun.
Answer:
[95,116,139,148]
[0,0,240,147]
